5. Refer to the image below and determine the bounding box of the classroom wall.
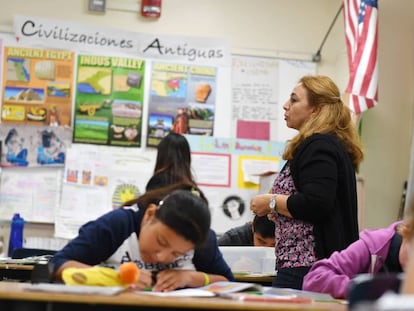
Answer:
[362,2,414,227]
[0,0,413,249]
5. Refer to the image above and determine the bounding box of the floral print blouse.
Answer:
[272,162,316,269]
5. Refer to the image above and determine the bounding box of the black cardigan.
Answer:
[287,133,359,259]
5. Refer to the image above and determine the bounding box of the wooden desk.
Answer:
[0,281,347,311]
[0,263,34,271]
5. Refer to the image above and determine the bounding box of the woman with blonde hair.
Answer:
[250,75,363,289]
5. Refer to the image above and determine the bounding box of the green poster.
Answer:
[73,54,145,147]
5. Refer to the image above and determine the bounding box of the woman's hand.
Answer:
[250,194,272,217]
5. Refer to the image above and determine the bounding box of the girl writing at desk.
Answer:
[51,183,233,292]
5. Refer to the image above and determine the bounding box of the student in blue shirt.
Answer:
[51,183,233,292]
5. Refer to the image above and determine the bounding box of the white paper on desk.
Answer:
[136,288,215,297]
[24,283,125,296]
[136,281,262,298]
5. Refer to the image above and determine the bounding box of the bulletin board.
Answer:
[0,17,317,237]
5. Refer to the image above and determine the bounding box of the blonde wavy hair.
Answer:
[283,75,364,169]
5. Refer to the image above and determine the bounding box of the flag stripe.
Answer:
[353,7,377,97]
[360,26,377,98]
[344,0,378,114]
[344,0,358,66]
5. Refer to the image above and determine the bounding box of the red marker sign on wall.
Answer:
[141,0,162,18]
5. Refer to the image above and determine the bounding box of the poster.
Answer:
[231,55,316,142]
[0,167,62,222]
[1,46,74,126]
[231,55,279,140]
[147,62,217,147]
[0,125,72,167]
[56,145,154,238]
[73,54,145,147]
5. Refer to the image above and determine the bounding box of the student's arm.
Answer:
[302,238,371,299]
[193,230,234,281]
[50,209,139,280]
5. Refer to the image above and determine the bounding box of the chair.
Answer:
[348,273,404,310]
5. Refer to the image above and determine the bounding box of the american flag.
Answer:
[344,0,378,114]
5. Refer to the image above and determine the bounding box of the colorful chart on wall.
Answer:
[1,46,75,126]
[72,54,145,147]
[147,62,217,147]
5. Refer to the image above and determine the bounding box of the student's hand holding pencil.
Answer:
[119,263,152,290]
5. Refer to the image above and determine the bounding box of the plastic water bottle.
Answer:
[8,213,24,257]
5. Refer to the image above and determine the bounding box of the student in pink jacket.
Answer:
[302,221,411,299]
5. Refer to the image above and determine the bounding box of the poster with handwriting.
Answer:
[73,54,145,147]
[0,167,62,222]
[231,55,316,142]
[1,46,75,126]
[147,62,217,147]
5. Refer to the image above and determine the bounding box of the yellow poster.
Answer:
[237,155,280,190]
[2,46,75,126]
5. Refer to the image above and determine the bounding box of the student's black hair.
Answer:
[156,189,210,247]
[252,215,275,238]
[123,183,210,247]
[151,133,195,187]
